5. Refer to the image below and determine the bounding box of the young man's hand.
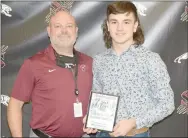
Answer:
[110,118,136,137]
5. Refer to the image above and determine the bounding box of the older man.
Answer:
[7,9,93,137]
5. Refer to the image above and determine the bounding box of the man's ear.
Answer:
[47,26,50,37]
[76,26,78,32]
[75,26,79,39]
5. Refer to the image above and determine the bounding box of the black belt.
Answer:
[32,129,51,138]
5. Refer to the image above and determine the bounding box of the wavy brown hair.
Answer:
[102,1,145,48]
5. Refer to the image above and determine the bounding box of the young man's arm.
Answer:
[136,53,175,129]
[7,97,24,137]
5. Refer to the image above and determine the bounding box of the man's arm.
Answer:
[136,53,175,129]
[7,59,35,137]
[7,97,24,137]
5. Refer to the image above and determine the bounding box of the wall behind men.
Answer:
[1,1,187,137]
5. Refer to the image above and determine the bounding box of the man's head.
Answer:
[47,10,78,51]
[103,1,144,48]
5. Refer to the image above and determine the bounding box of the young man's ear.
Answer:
[134,21,138,32]
[106,20,110,32]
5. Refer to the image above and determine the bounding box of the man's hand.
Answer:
[82,115,98,134]
[110,118,136,137]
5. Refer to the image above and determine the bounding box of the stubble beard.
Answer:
[50,35,73,49]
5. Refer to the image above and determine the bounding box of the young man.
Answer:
[84,1,175,137]
[7,9,93,137]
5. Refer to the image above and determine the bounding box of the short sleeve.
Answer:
[11,59,35,102]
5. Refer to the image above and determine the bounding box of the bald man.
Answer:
[7,10,93,137]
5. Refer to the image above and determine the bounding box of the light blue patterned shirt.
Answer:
[92,44,175,129]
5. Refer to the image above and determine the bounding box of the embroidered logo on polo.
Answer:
[1,3,12,17]
[48,69,56,72]
[65,63,76,69]
[174,52,188,63]
[177,90,188,115]
[80,64,86,72]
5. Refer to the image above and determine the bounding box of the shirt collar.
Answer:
[104,43,139,56]
[45,44,56,61]
[45,44,79,61]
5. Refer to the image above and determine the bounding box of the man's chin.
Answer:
[56,43,73,48]
[114,40,127,44]
[113,38,132,44]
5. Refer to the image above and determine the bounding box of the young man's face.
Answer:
[47,11,78,49]
[107,12,138,46]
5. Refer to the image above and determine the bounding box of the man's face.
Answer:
[47,11,78,49]
[107,12,138,46]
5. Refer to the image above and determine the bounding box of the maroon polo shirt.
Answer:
[11,45,93,137]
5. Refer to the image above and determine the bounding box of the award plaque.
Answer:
[86,92,119,132]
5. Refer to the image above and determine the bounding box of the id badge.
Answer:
[73,102,83,118]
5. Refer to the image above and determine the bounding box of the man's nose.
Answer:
[61,26,68,34]
[117,23,124,31]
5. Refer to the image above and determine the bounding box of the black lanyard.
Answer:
[55,50,79,97]
[71,51,79,97]
[70,64,79,97]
